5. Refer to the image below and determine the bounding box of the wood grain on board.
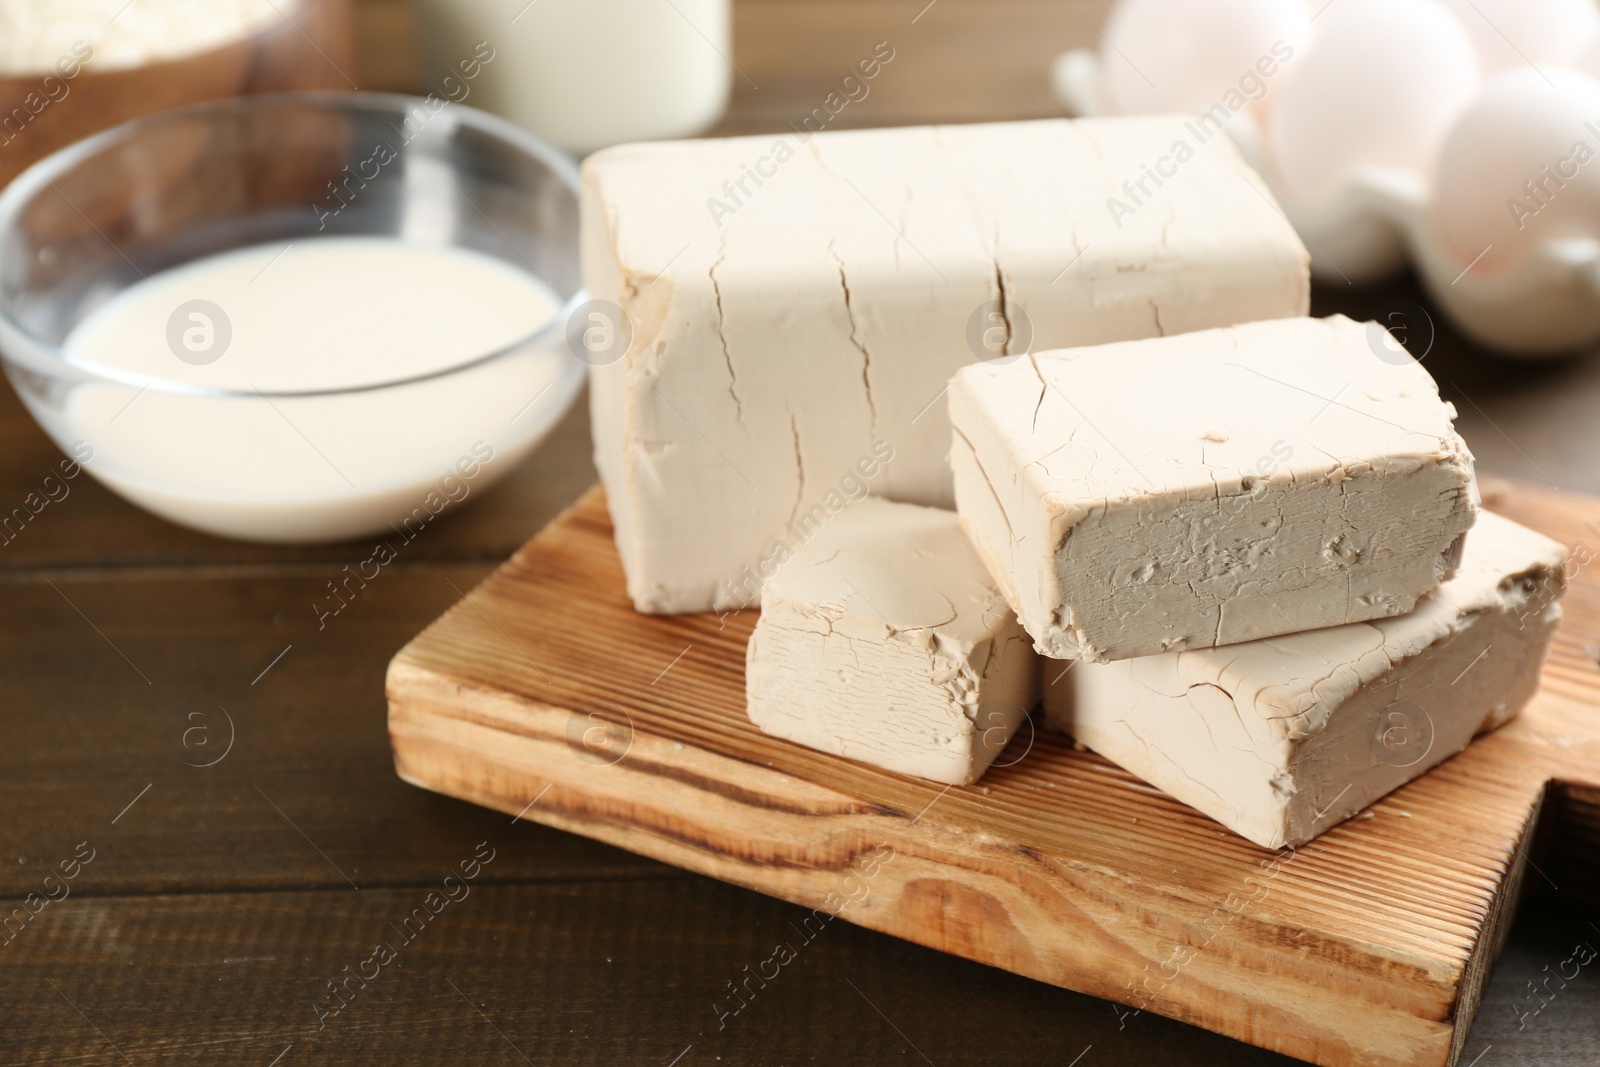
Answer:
[388,479,1600,1067]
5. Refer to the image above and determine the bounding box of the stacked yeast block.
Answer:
[1041,512,1567,848]
[582,116,1309,613]
[949,315,1478,663]
[949,315,1568,844]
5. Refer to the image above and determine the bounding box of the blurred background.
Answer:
[9,0,1595,502]
[3,2,1598,1066]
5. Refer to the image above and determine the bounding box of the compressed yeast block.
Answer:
[745,498,1039,786]
[1041,511,1567,849]
[950,315,1478,663]
[583,115,1310,613]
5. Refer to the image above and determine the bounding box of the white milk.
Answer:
[414,0,732,155]
[52,236,573,542]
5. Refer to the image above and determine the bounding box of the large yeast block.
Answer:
[583,116,1310,613]
[745,499,1039,786]
[950,315,1478,663]
[1042,511,1567,848]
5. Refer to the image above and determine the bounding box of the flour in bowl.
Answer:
[0,0,296,74]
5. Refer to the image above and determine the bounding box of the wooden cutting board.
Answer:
[386,478,1600,1067]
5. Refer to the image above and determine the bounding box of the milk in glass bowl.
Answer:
[0,92,585,542]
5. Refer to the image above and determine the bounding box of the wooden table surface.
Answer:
[3,2,1597,1064]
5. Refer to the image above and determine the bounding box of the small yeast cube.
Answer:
[950,315,1478,663]
[746,498,1039,786]
[1042,511,1566,848]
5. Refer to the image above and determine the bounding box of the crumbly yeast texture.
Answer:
[583,116,1310,613]
[745,498,1039,786]
[1041,511,1566,849]
[950,315,1479,663]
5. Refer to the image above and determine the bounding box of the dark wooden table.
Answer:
[3,2,1597,1064]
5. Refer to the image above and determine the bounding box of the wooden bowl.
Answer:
[0,0,356,189]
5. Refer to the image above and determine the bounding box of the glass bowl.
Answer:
[0,91,586,543]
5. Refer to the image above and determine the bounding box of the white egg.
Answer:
[1101,0,1312,118]
[1434,67,1600,274]
[1440,0,1600,76]
[1267,0,1480,204]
